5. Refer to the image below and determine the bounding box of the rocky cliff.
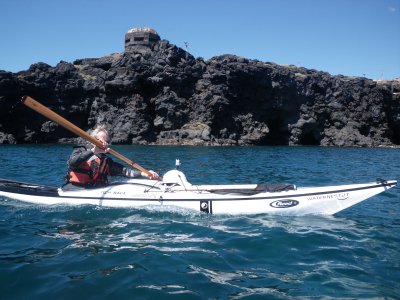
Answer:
[0,39,399,147]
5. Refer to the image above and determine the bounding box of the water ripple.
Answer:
[1,145,399,299]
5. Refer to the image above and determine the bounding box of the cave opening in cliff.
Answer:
[264,118,290,145]
[392,127,400,145]
[298,131,320,146]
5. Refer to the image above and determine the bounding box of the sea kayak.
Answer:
[0,170,396,215]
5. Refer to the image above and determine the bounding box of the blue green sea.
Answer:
[0,145,399,299]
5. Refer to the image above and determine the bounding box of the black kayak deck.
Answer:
[0,178,59,197]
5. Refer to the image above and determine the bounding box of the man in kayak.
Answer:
[64,125,159,189]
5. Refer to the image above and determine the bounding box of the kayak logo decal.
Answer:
[306,192,349,201]
[270,199,299,208]
[200,201,212,213]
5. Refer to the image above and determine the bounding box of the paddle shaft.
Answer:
[21,96,153,177]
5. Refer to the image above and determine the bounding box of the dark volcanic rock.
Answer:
[0,39,399,147]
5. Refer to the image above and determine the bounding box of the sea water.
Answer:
[0,145,399,299]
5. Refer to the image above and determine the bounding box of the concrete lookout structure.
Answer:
[125,27,160,51]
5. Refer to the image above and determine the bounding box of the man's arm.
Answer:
[67,146,93,169]
[108,160,142,178]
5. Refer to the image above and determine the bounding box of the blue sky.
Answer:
[1,0,399,80]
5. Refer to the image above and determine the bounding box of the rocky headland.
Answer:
[0,30,399,147]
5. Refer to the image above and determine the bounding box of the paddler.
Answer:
[63,125,159,190]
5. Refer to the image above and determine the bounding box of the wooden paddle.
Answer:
[21,95,155,178]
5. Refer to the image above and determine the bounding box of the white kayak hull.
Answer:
[0,171,396,215]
